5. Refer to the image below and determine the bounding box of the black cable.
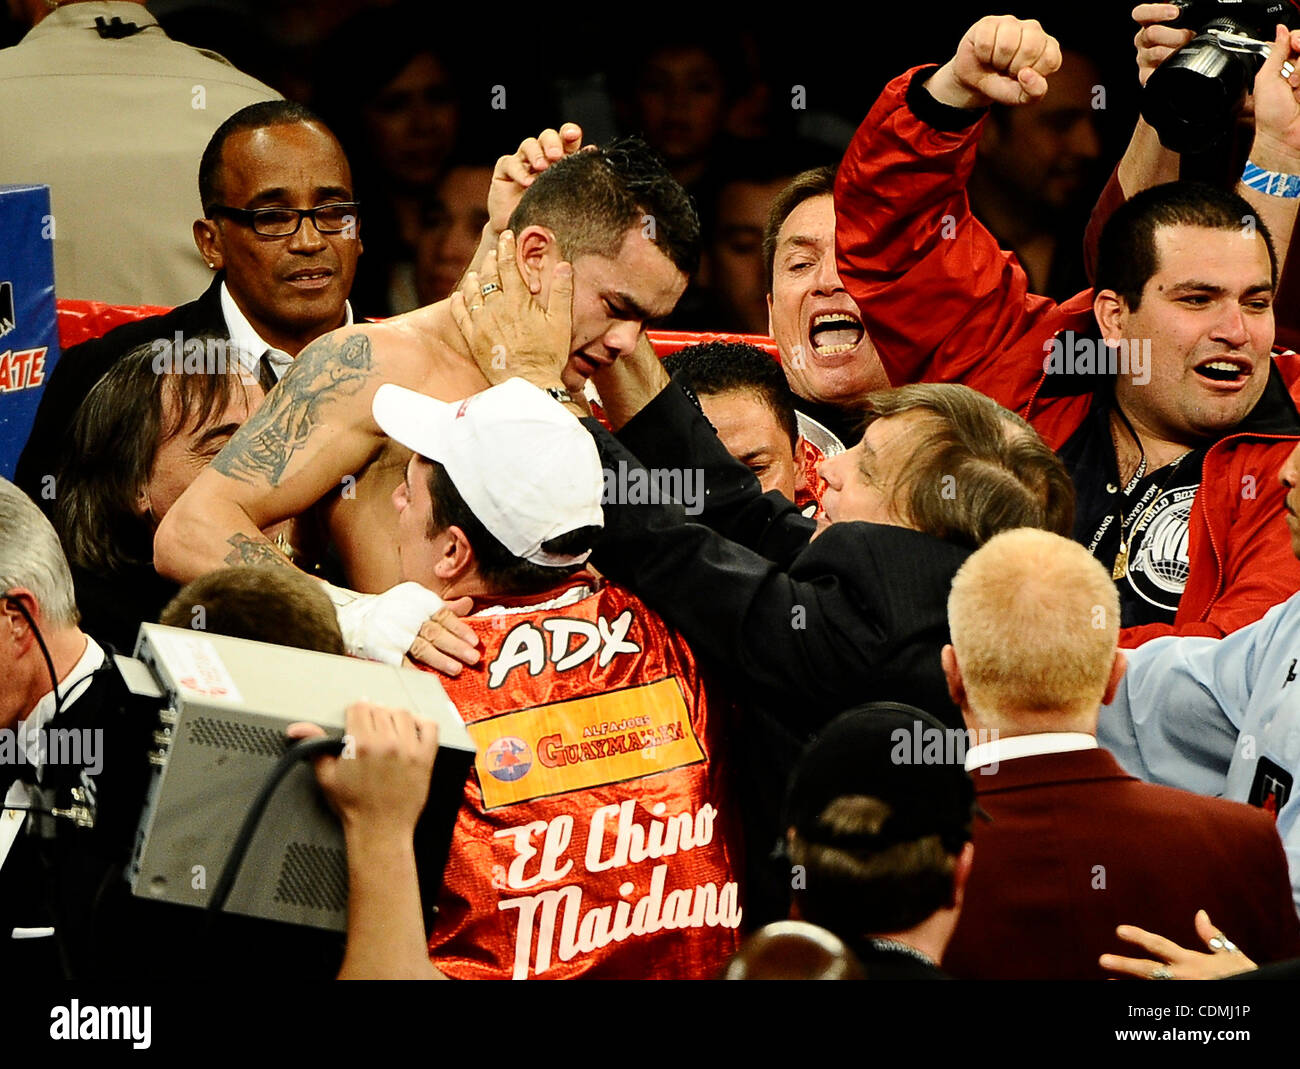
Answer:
[5,593,63,723]
[206,735,345,922]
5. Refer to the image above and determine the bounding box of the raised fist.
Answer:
[926,15,1063,110]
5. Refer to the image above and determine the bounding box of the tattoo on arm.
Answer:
[211,333,374,486]
[223,533,294,569]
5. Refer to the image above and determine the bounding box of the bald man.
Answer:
[939,529,1300,980]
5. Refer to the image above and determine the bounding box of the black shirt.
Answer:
[1059,398,1205,628]
[1057,363,1300,628]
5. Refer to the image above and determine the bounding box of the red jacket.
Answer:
[835,67,1300,645]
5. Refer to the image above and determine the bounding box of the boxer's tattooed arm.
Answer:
[222,533,293,569]
[211,333,374,486]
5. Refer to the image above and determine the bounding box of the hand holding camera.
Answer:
[1142,1,1300,153]
[1249,24,1300,172]
[1133,4,1195,88]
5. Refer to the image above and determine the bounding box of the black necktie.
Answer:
[257,353,278,396]
[0,767,19,805]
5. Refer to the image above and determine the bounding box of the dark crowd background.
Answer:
[0,1,1148,321]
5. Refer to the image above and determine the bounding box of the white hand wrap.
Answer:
[324,580,446,664]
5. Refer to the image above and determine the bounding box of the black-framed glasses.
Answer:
[206,201,360,237]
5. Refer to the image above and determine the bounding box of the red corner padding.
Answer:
[646,331,778,360]
[54,302,780,362]
[56,299,172,351]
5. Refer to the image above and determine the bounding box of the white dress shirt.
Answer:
[964,731,1097,773]
[220,282,354,383]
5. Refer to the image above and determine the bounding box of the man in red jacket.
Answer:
[940,528,1300,980]
[835,14,1300,644]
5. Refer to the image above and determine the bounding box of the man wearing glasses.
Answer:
[193,101,360,391]
[17,100,360,507]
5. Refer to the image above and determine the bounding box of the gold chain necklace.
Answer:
[1109,409,1190,582]
[1111,458,1186,581]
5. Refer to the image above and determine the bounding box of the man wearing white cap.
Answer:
[345,377,743,980]
[155,134,699,668]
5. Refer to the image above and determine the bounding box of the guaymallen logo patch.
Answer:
[485,736,532,782]
[467,678,703,809]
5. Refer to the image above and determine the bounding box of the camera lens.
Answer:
[1142,25,1257,153]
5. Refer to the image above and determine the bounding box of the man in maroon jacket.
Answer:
[939,528,1300,980]
[834,14,1300,645]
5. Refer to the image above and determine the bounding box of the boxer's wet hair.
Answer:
[508,137,700,276]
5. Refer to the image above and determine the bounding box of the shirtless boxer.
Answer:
[154,130,698,615]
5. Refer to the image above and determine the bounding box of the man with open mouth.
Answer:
[834,13,1300,646]
[763,166,890,457]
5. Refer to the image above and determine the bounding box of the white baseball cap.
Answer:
[372,379,604,566]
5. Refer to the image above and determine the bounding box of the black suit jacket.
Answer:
[583,385,971,925]
[15,276,228,507]
[0,653,153,980]
[588,384,968,731]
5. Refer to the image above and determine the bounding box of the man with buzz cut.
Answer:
[834,13,1300,644]
[302,377,743,980]
[155,133,699,666]
[940,528,1300,980]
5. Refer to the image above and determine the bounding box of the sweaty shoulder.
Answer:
[347,309,488,402]
[326,320,426,389]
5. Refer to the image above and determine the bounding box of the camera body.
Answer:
[1167,0,1296,36]
[1144,0,1300,152]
